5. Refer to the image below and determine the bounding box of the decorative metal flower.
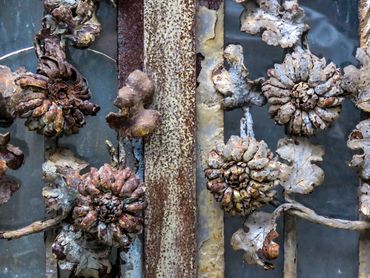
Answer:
[14,34,99,137]
[43,0,102,48]
[72,164,146,248]
[262,49,343,136]
[205,135,284,216]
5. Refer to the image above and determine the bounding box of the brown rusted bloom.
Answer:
[106,70,161,138]
[14,33,99,137]
[205,136,284,216]
[43,0,102,48]
[72,164,146,248]
[263,49,343,136]
[0,133,24,206]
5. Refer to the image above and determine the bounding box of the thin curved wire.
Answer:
[0,46,116,63]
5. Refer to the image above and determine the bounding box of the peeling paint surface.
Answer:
[196,4,225,278]
[143,0,197,276]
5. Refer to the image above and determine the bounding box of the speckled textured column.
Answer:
[143,0,197,277]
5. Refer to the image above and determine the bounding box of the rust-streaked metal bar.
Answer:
[117,1,145,277]
[284,215,297,278]
[118,0,144,84]
[359,1,370,277]
[196,3,225,278]
[143,0,197,276]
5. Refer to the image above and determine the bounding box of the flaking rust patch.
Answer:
[197,4,225,278]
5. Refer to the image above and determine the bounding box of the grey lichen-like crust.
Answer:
[235,0,309,48]
[205,135,286,216]
[263,48,344,136]
[276,137,324,194]
[42,149,88,216]
[212,44,266,110]
[231,211,280,270]
[52,224,112,278]
[359,183,370,217]
[342,46,370,112]
[347,119,370,181]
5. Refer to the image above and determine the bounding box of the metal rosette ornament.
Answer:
[263,48,344,136]
[71,164,146,249]
[205,136,285,216]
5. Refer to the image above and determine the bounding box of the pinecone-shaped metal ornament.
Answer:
[205,136,282,216]
[262,49,343,136]
[72,164,146,249]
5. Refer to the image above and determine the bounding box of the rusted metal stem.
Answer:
[275,202,370,231]
[0,215,65,240]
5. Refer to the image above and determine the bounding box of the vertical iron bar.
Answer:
[143,0,197,276]
[196,2,225,277]
[117,1,144,277]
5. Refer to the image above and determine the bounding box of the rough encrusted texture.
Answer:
[43,0,102,48]
[42,149,88,216]
[52,224,112,278]
[276,138,324,194]
[14,33,100,137]
[236,0,309,48]
[231,211,279,270]
[205,135,283,216]
[212,44,265,110]
[106,70,161,138]
[359,183,370,217]
[347,119,370,181]
[0,66,24,127]
[342,46,370,112]
[144,0,197,276]
[118,0,144,83]
[263,49,343,136]
[196,4,224,277]
[72,164,146,249]
[0,133,24,206]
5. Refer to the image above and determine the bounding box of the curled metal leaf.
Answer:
[0,176,20,206]
[0,66,25,127]
[0,133,24,206]
[342,46,370,112]
[235,0,309,48]
[106,70,161,138]
[43,0,102,48]
[52,224,112,278]
[212,44,266,110]
[276,137,324,194]
[231,211,279,270]
[43,149,88,216]
[347,119,370,181]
